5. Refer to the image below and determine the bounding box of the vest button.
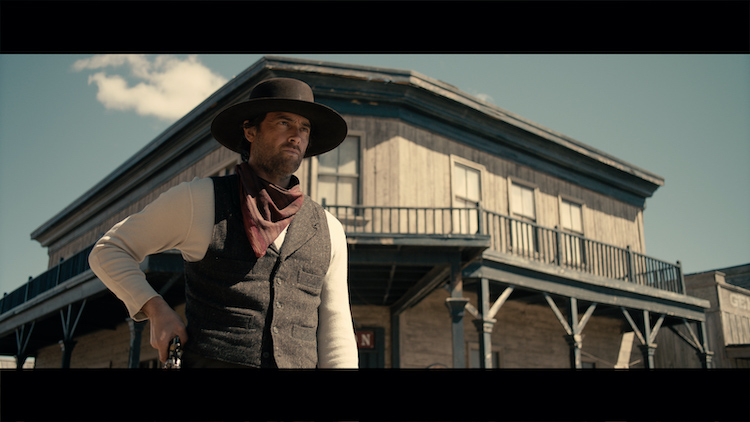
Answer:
[272,326,279,334]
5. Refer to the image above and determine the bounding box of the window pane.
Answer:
[316,136,360,207]
[569,202,582,233]
[337,177,357,206]
[318,175,338,205]
[560,201,572,229]
[317,149,339,174]
[454,165,467,198]
[511,183,536,219]
[338,137,359,175]
[521,187,535,218]
[561,200,583,233]
[510,184,522,215]
[466,167,480,202]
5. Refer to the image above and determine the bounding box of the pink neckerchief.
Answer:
[235,162,304,258]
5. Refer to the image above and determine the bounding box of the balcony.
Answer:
[0,205,685,317]
[324,204,685,296]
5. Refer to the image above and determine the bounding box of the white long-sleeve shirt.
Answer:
[89,177,358,368]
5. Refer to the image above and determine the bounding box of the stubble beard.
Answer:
[253,147,304,185]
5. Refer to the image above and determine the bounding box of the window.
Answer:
[452,158,483,234]
[509,181,538,255]
[560,199,583,234]
[560,199,585,268]
[510,182,536,220]
[316,135,360,207]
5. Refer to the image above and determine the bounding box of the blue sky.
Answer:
[0,54,748,296]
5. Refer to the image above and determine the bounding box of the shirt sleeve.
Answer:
[317,210,359,369]
[88,178,214,320]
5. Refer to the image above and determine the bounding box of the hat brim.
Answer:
[211,98,348,158]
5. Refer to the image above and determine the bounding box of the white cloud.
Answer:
[72,54,228,121]
[475,92,496,105]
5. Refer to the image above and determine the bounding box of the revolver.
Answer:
[164,336,183,369]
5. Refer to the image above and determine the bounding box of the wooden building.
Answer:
[654,263,750,369]
[0,56,712,369]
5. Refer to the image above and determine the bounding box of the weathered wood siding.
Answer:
[337,116,646,252]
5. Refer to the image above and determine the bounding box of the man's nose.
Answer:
[288,125,307,143]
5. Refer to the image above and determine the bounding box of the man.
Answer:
[89,78,358,368]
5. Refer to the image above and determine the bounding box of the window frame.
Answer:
[450,155,485,234]
[558,195,587,269]
[507,178,540,256]
[311,132,364,209]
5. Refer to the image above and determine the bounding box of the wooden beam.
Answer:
[577,302,598,334]
[621,307,646,345]
[488,285,515,320]
[390,265,449,316]
[14,322,35,368]
[60,300,86,341]
[649,313,666,345]
[669,318,704,354]
[544,294,573,336]
[467,257,708,321]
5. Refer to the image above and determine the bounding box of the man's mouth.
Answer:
[281,147,301,156]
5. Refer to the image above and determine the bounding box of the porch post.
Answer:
[391,312,401,368]
[472,278,496,368]
[639,343,657,369]
[696,320,714,369]
[640,310,656,369]
[14,322,35,369]
[566,297,582,369]
[59,339,77,368]
[59,300,86,369]
[445,258,469,368]
[127,318,146,368]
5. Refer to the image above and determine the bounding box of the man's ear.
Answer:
[243,124,256,143]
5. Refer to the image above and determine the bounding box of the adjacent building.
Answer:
[0,56,712,369]
[655,264,750,368]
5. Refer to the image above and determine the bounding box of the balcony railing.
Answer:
[0,205,685,317]
[326,205,686,294]
[0,244,94,315]
[481,210,685,293]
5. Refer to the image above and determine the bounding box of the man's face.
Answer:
[243,111,311,184]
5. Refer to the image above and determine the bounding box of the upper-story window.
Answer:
[560,199,583,234]
[451,156,484,234]
[316,135,360,207]
[560,198,585,268]
[510,181,536,222]
[453,163,482,209]
[509,180,538,255]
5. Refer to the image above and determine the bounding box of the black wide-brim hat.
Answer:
[211,78,348,158]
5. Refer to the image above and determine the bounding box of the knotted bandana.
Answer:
[235,162,304,258]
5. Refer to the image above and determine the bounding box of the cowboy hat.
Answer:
[211,78,348,157]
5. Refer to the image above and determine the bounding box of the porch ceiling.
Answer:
[462,251,710,323]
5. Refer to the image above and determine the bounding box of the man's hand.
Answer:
[141,296,188,363]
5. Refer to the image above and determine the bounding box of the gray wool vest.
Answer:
[183,174,331,368]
